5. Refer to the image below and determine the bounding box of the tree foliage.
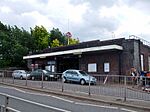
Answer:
[68,37,79,45]
[51,39,60,47]
[49,28,79,47]
[31,25,49,51]
[0,21,79,68]
[0,22,32,68]
[49,28,67,47]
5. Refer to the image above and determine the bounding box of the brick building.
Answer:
[23,36,150,75]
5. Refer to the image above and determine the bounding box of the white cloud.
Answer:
[21,11,54,29]
[0,6,12,13]
[99,2,150,40]
[0,0,150,41]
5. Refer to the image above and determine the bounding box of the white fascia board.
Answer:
[23,45,123,59]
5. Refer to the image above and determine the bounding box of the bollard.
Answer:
[41,72,43,89]
[145,77,147,87]
[124,76,127,102]
[12,72,14,84]
[62,76,64,92]
[2,72,4,82]
[25,73,27,86]
[88,75,91,96]
[1,105,4,112]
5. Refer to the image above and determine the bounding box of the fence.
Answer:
[0,92,69,112]
[0,93,18,112]
[0,70,150,102]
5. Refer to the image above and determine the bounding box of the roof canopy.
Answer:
[23,44,123,59]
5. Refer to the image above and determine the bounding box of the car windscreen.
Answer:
[43,70,50,74]
[20,70,26,73]
[79,71,88,76]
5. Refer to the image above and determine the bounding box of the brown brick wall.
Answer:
[79,51,120,75]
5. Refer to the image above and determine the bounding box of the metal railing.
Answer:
[129,35,150,47]
[0,92,69,112]
[0,93,19,112]
[0,70,150,102]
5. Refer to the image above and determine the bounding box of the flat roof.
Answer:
[23,44,123,59]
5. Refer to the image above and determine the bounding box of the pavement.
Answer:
[0,82,150,111]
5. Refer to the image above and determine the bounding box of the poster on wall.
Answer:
[104,63,110,72]
[88,63,97,72]
[52,65,55,72]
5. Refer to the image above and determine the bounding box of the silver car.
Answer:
[62,69,97,85]
[12,70,30,80]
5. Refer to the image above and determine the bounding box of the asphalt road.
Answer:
[0,85,145,112]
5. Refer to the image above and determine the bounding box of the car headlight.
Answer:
[50,75,54,77]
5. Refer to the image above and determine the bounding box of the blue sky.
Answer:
[0,0,150,42]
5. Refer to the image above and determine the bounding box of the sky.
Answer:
[0,0,150,42]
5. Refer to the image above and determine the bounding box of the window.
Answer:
[104,62,110,72]
[47,61,55,65]
[88,63,97,72]
[66,71,72,74]
[79,70,88,76]
[148,56,150,71]
[72,71,78,76]
[141,54,144,71]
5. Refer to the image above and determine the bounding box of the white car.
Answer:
[12,70,30,80]
[62,69,97,85]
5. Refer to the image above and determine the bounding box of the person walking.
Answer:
[130,67,138,87]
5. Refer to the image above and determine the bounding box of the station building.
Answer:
[23,36,150,75]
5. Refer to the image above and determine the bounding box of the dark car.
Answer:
[29,69,58,81]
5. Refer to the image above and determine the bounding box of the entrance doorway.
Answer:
[57,56,79,73]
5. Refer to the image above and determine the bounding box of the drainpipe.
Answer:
[118,51,122,75]
[138,40,141,72]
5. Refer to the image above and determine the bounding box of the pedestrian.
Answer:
[130,67,138,87]
[140,71,146,86]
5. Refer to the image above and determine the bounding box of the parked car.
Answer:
[12,70,30,80]
[62,69,97,85]
[29,69,58,81]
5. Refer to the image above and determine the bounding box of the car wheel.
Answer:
[20,76,23,80]
[31,76,35,80]
[45,76,48,81]
[80,79,85,85]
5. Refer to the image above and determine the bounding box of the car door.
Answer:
[31,69,41,79]
[16,71,20,78]
[72,71,80,82]
[18,71,22,78]
[37,69,43,80]
[65,71,72,81]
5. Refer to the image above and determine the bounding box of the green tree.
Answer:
[49,28,79,47]
[49,28,67,47]
[0,22,33,68]
[31,25,49,51]
[51,39,61,47]
[67,37,79,45]
[0,21,80,68]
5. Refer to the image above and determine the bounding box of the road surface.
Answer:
[0,85,145,112]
